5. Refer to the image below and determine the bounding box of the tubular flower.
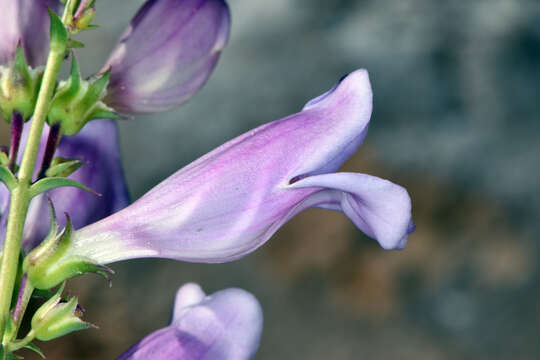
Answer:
[63,70,414,265]
[0,120,130,251]
[117,283,263,360]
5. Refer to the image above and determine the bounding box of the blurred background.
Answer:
[1,0,539,358]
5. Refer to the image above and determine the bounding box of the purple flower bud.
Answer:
[0,120,130,251]
[117,283,263,360]
[0,0,61,67]
[66,70,414,265]
[102,0,230,113]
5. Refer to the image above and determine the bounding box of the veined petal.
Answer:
[67,70,413,264]
[117,283,263,360]
[103,0,230,113]
[0,120,130,251]
[0,0,60,67]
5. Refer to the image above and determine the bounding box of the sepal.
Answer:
[48,57,118,136]
[23,202,113,290]
[0,47,43,122]
[45,157,84,178]
[48,10,68,54]
[31,283,94,341]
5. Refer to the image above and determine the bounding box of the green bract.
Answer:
[47,57,117,136]
[31,284,92,341]
[23,203,112,290]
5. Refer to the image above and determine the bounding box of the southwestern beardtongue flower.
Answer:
[0,120,130,251]
[118,283,263,360]
[61,70,414,266]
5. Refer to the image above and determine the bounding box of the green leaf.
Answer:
[68,39,85,48]
[0,165,17,190]
[29,177,99,198]
[45,158,83,178]
[48,9,68,54]
[24,343,45,359]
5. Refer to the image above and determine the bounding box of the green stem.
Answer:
[0,28,66,350]
[6,330,35,352]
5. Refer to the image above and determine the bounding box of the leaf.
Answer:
[24,343,45,359]
[48,9,68,54]
[0,165,17,190]
[45,158,83,178]
[29,177,99,198]
[68,39,85,48]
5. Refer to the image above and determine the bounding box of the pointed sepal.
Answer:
[48,57,118,136]
[0,47,43,122]
[23,204,113,290]
[31,284,94,341]
[48,9,68,54]
[45,157,84,178]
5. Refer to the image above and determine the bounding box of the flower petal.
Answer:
[289,173,414,249]
[103,0,230,113]
[0,0,60,67]
[67,70,412,264]
[0,120,130,251]
[117,284,263,360]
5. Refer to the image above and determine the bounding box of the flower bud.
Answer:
[102,0,230,113]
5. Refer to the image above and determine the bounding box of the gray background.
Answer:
[2,0,539,358]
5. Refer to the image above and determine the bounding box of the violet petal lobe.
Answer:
[66,69,414,264]
[117,283,263,360]
[0,120,130,251]
[0,0,60,67]
[102,0,230,114]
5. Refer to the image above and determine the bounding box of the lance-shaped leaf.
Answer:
[117,283,263,360]
[65,70,414,265]
[0,120,130,252]
[0,166,17,191]
[102,0,231,113]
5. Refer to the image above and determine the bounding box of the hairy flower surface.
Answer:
[64,70,414,265]
[117,283,263,360]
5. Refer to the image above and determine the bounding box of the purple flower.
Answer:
[0,0,60,67]
[0,0,230,115]
[102,0,230,113]
[64,70,414,265]
[117,283,263,360]
[0,120,130,251]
